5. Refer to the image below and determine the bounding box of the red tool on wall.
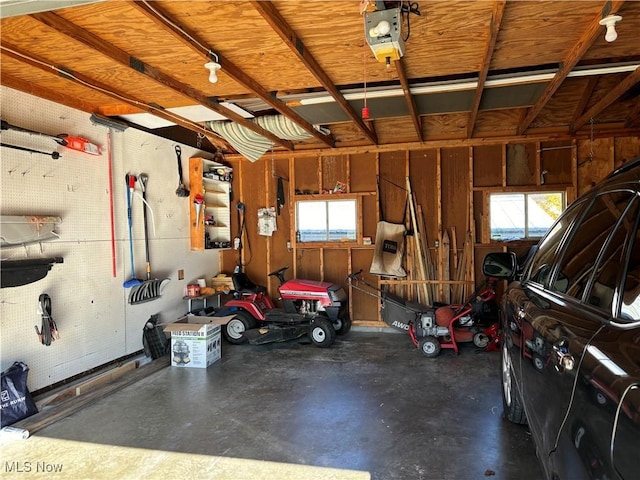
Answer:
[1,119,101,156]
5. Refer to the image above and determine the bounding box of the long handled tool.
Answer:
[174,145,189,197]
[1,119,101,155]
[123,174,142,288]
[1,142,61,159]
[129,173,170,304]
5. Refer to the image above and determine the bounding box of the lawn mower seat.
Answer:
[232,272,267,295]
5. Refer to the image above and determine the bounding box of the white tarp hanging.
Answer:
[206,115,313,162]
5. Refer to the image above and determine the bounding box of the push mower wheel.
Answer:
[223,311,257,344]
[473,332,490,349]
[309,317,336,348]
[419,336,441,358]
[334,314,352,335]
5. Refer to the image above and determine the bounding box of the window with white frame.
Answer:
[490,192,565,241]
[296,199,357,242]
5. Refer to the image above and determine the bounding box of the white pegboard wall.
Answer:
[1,86,222,391]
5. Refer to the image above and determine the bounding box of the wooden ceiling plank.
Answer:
[467,0,506,139]
[625,97,640,128]
[0,42,229,150]
[517,0,627,135]
[394,58,422,142]
[30,11,293,151]
[250,0,376,145]
[572,77,599,122]
[573,67,640,131]
[129,0,335,148]
[0,72,97,113]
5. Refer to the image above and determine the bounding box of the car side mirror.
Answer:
[482,252,517,280]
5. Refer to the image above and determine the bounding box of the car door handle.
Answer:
[552,339,575,372]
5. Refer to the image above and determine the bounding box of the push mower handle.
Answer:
[346,269,364,282]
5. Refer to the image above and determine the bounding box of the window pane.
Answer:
[527,200,585,285]
[620,205,640,321]
[327,200,356,240]
[491,194,525,240]
[296,199,357,243]
[589,198,638,314]
[297,201,327,242]
[553,192,634,302]
[527,193,563,237]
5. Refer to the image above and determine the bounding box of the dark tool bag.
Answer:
[0,361,38,427]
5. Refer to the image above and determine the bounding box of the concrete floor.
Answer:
[2,331,543,480]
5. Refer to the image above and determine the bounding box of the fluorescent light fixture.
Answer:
[120,103,254,129]
[297,63,640,106]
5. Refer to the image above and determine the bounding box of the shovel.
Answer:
[128,173,170,304]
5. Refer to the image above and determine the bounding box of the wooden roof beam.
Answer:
[250,1,377,145]
[467,0,506,139]
[30,11,292,151]
[394,58,422,142]
[0,43,229,151]
[572,77,599,122]
[130,0,335,148]
[517,0,626,135]
[573,67,640,131]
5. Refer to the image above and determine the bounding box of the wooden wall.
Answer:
[217,135,639,328]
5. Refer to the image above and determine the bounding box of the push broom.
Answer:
[123,174,142,288]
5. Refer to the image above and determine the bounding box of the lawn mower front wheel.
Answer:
[223,311,257,344]
[419,336,441,358]
[309,317,336,348]
[334,314,352,335]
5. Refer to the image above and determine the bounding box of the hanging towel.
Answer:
[277,177,285,215]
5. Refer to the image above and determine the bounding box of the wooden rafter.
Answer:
[395,58,422,142]
[467,0,506,139]
[130,0,335,148]
[0,43,229,150]
[517,0,626,135]
[572,77,599,122]
[30,11,292,151]
[625,96,640,128]
[573,67,640,131]
[250,0,377,145]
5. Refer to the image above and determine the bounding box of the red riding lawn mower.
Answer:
[347,270,501,357]
[214,266,351,348]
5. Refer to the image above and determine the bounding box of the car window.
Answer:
[526,199,585,285]
[586,196,639,314]
[620,207,640,321]
[551,191,636,304]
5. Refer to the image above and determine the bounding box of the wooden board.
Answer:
[473,144,503,187]
[441,229,450,304]
[349,152,378,193]
[506,143,537,186]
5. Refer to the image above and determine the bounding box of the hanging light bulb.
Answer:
[599,14,622,42]
[204,52,221,83]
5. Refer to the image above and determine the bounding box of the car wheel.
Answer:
[309,317,336,348]
[334,314,352,335]
[419,336,441,358]
[223,311,257,344]
[502,341,527,424]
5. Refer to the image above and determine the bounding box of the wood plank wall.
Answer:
[216,135,638,328]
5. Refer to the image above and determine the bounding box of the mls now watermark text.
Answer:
[5,461,63,473]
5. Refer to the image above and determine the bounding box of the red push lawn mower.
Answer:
[214,266,350,348]
[347,271,501,357]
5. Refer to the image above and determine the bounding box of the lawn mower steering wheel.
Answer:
[268,266,289,278]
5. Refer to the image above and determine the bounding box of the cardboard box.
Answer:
[211,275,234,292]
[164,316,231,368]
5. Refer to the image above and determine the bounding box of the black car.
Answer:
[482,158,640,480]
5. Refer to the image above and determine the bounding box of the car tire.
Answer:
[502,341,527,424]
[223,311,257,345]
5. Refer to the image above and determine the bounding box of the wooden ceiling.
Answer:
[1,0,639,156]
